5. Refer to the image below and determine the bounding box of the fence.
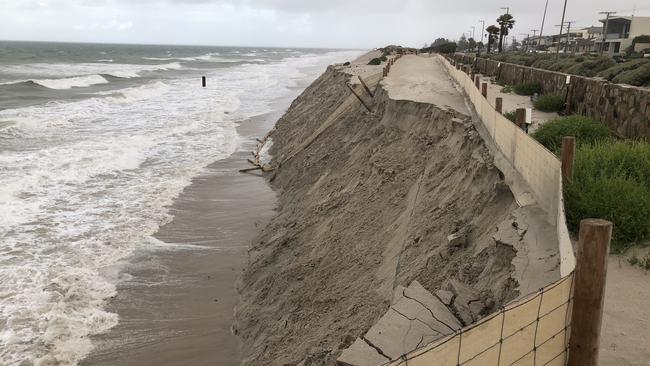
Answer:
[383,56,577,366]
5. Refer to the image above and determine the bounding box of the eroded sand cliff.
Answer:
[234,54,558,365]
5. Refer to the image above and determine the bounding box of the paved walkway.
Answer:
[382,54,469,113]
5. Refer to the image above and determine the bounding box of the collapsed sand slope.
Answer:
[235,55,559,365]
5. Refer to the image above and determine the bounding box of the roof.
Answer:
[582,26,603,33]
[599,15,650,23]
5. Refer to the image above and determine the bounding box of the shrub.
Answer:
[501,85,513,93]
[597,58,650,80]
[531,115,611,152]
[611,62,650,87]
[533,94,565,112]
[503,110,516,122]
[565,141,650,250]
[513,82,542,96]
[565,58,616,77]
[368,58,382,66]
[436,42,458,54]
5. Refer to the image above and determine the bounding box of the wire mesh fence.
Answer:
[383,274,574,366]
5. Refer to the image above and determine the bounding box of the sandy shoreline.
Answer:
[82,109,282,365]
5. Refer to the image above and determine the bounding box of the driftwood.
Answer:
[240,133,276,175]
[239,166,263,173]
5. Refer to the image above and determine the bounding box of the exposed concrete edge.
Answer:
[438,55,576,276]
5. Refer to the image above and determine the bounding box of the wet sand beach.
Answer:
[82,111,280,366]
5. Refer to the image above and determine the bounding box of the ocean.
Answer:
[0,41,362,365]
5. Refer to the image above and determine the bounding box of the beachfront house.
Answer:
[595,16,650,54]
[574,26,603,53]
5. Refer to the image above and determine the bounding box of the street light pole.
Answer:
[521,33,530,52]
[557,0,569,55]
[539,0,549,50]
[555,21,575,53]
[479,20,486,55]
[599,11,616,55]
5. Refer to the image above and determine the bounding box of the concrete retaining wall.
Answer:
[452,54,650,140]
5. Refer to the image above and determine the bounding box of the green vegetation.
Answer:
[611,61,650,87]
[503,110,516,122]
[368,58,383,66]
[483,53,650,87]
[500,85,513,93]
[531,116,650,250]
[513,82,542,96]
[533,94,565,112]
[565,141,650,250]
[434,42,458,54]
[531,116,611,152]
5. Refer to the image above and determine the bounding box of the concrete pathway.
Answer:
[382,54,469,113]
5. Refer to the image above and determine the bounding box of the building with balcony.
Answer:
[595,16,650,54]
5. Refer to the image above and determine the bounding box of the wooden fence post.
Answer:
[561,136,576,185]
[568,219,613,366]
[475,76,480,89]
[515,108,526,129]
[495,97,503,114]
[481,82,488,98]
[358,76,374,98]
[347,84,372,112]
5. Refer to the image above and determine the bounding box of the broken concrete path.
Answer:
[337,281,462,365]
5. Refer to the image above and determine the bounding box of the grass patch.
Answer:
[368,58,383,66]
[503,110,516,122]
[565,141,650,250]
[532,115,611,151]
[513,82,542,96]
[500,85,513,93]
[533,94,564,112]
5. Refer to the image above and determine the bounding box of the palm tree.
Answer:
[486,25,500,53]
[497,13,515,52]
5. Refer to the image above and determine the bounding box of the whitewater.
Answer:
[0,41,362,365]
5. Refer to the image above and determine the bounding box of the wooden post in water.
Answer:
[202,76,206,87]
[515,108,526,129]
[481,82,488,98]
[495,97,503,114]
[568,219,613,366]
[561,136,576,185]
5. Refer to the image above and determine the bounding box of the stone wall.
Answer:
[452,54,650,140]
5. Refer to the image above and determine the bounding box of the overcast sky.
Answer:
[1,0,649,48]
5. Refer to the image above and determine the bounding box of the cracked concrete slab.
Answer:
[493,206,560,296]
[446,279,481,325]
[435,290,454,306]
[337,281,462,364]
[337,338,389,366]
[364,307,442,359]
[402,281,462,332]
